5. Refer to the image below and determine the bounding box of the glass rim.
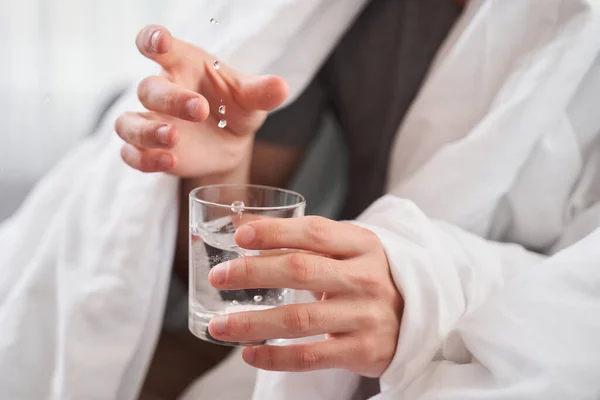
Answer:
[189,183,306,212]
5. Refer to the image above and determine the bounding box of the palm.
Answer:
[160,42,280,178]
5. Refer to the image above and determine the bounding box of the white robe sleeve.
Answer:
[357,195,600,399]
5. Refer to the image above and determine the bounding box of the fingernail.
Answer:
[186,98,199,119]
[157,154,171,170]
[156,125,170,145]
[244,347,255,363]
[150,30,161,52]
[237,225,255,246]
[211,261,229,284]
[210,316,227,335]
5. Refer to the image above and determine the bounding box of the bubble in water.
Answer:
[253,295,263,303]
[210,18,219,24]
[218,105,226,115]
[232,300,239,305]
[218,119,227,129]
[231,200,245,214]
[213,60,221,70]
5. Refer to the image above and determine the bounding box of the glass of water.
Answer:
[189,184,306,346]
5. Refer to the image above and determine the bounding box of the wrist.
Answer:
[181,151,252,195]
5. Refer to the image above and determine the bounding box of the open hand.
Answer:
[114,25,289,178]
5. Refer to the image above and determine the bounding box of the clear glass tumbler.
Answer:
[189,184,305,346]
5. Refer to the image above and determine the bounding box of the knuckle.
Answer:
[356,336,378,365]
[232,313,253,335]
[237,257,256,282]
[138,162,155,173]
[260,346,276,370]
[363,228,381,248]
[351,272,383,298]
[138,153,160,173]
[256,221,285,247]
[164,90,177,113]
[381,282,400,302]
[306,216,328,244]
[287,254,315,284]
[295,348,320,371]
[283,306,312,334]
[145,125,162,145]
[270,221,287,245]
[356,304,380,328]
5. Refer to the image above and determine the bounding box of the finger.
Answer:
[235,216,379,258]
[120,144,176,173]
[137,76,210,122]
[230,213,271,228]
[236,75,289,112]
[208,300,367,342]
[242,337,357,372]
[209,253,352,293]
[136,25,214,74]
[114,112,178,148]
[135,25,178,69]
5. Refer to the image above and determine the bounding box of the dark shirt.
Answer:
[256,0,460,220]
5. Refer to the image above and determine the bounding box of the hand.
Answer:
[114,25,289,178]
[207,216,403,377]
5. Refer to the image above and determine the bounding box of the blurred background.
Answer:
[0,0,197,221]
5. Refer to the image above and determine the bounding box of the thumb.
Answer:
[238,75,290,112]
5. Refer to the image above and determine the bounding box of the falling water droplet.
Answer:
[213,60,220,70]
[253,295,263,303]
[232,300,239,305]
[209,18,219,24]
[218,105,226,115]
[218,119,228,129]
[231,201,245,214]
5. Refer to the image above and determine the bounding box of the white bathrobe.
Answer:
[1,0,599,399]
[253,1,600,399]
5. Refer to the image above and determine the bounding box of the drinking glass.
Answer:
[189,184,305,346]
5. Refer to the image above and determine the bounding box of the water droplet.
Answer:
[232,300,239,305]
[218,105,226,115]
[218,119,227,129]
[213,60,220,70]
[253,295,263,303]
[210,18,219,24]
[277,295,283,302]
[231,201,245,214]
